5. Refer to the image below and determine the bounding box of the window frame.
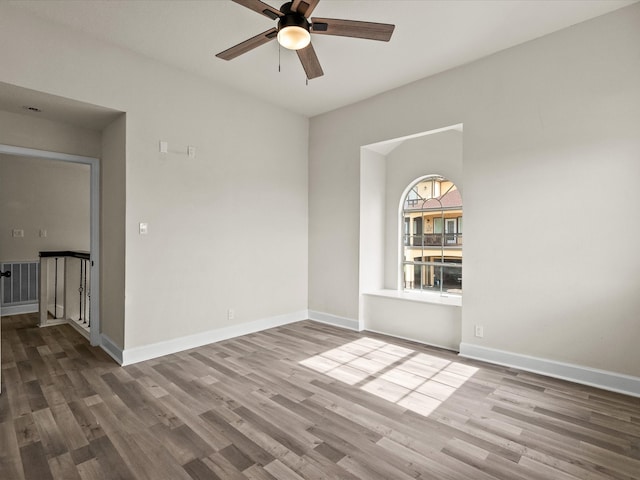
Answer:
[399,175,462,297]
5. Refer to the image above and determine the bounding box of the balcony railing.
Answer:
[403,262,462,295]
[39,250,91,338]
[403,233,463,247]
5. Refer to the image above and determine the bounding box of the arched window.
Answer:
[401,176,462,295]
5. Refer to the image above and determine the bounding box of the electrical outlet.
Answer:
[474,325,484,338]
[12,229,24,238]
[227,308,235,320]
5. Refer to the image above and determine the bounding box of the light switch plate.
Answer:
[139,223,148,235]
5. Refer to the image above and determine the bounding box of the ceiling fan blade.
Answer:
[297,43,324,79]
[216,28,278,60]
[311,18,395,42]
[232,0,282,20]
[291,0,320,17]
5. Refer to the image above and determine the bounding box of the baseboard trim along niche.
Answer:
[308,310,359,330]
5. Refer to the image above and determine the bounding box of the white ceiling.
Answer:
[6,0,637,118]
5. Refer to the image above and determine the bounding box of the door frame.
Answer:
[0,144,100,346]
[445,217,457,245]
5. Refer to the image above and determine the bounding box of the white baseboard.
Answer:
[459,343,640,398]
[308,310,359,330]
[365,327,458,352]
[101,334,124,365]
[120,310,308,366]
[1,303,38,316]
[39,318,68,327]
[66,319,90,340]
[48,304,64,319]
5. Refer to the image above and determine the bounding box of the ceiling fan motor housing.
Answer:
[278,2,310,32]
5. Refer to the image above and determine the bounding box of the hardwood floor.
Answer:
[1,313,639,480]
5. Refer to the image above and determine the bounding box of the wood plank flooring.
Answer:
[1,313,639,479]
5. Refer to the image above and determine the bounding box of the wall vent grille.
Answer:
[1,261,39,307]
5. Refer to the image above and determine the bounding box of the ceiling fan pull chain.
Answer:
[278,43,281,73]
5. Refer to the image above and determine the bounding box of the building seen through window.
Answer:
[402,176,462,295]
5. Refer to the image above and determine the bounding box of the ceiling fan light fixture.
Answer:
[215,0,396,80]
[277,25,311,50]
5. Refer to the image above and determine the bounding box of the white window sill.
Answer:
[363,289,462,307]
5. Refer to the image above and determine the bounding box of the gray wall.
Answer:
[0,109,101,158]
[0,153,90,262]
[1,1,638,385]
[0,109,97,263]
[0,108,125,347]
[101,114,126,346]
[309,4,640,378]
[0,5,309,352]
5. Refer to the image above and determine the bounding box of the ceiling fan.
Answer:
[216,0,395,80]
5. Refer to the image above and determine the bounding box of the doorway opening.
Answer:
[0,144,100,346]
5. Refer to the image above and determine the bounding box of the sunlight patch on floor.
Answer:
[300,337,478,417]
